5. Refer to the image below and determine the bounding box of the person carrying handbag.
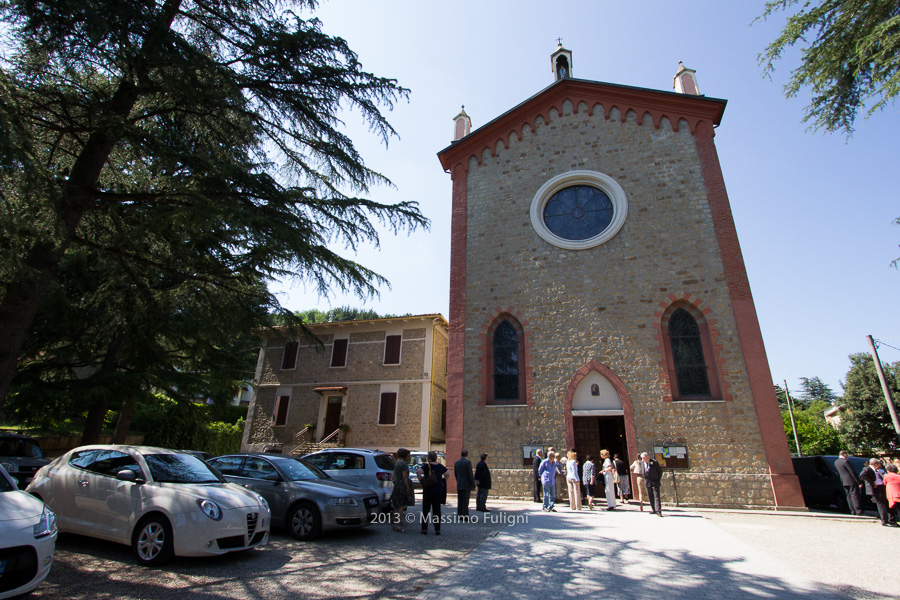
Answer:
[417,451,448,535]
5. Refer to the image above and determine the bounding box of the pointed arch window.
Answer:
[483,315,529,406]
[660,304,723,401]
[668,309,711,397]
[493,321,520,402]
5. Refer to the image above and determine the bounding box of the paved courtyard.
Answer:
[416,501,897,600]
[34,499,897,599]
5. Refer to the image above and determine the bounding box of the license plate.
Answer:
[0,559,6,576]
[261,518,268,528]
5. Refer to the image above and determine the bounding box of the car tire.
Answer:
[287,502,321,541]
[132,514,175,567]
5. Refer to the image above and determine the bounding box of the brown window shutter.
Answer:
[378,392,397,425]
[331,338,348,367]
[273,395,291,426]
[281,342,298,369]
[384,335,401,364]
[441,399,447,431]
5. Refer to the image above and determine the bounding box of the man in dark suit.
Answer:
[532,449,543,502]
[454,449,476,519]
[474,453,492,512]
[834,451,863,515]
[640,451,663,517]
[860,458,895,527]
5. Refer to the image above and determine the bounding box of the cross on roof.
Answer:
[556,37,563,46]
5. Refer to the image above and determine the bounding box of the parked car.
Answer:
[301,449,395,510]
[0,464,56,599]
[791,454,874,513]
[408,451,445,487]
[0,431,50,490]
[26,445,271,566]
[207,453,380,540]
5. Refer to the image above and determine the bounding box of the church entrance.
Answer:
[573,416,628,464]
[565,363,637,500]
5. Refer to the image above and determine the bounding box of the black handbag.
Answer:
[420,463,438,488]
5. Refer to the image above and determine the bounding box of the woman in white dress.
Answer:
[600,449,616,511]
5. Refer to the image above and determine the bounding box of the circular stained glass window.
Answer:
[542,185,614,241]
[529,170,628,250]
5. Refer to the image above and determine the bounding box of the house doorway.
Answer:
[322,396,342,440]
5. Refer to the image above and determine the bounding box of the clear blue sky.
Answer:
[271,0,900,397]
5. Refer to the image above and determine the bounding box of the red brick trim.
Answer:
[653,294,732,403]
[438,78,726,173]
[445,163,468,487]
[476,308,533,407]
[694,122,805,508]
[563,360,638,467]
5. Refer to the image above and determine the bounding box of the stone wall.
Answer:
[458,101,776,507]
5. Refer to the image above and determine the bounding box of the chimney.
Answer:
[453,106,471,141]
[673,61,700,95]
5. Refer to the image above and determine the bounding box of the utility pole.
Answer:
[784,380,802,456]
[866,335,900,447]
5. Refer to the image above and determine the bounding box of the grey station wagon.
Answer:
[207,453,380,540]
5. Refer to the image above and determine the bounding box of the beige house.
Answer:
[242,315,448,455]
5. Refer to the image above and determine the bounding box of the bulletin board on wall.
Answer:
[522,445,546,466]
[652,445,689,469]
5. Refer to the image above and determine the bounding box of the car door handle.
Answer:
[78,480,90,487]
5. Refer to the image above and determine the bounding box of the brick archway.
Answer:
[564,360,638,464]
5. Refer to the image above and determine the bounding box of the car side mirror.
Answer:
[116,469,144,484]
[265,472,282,483]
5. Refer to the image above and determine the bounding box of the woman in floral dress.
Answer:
[390,447,413,532]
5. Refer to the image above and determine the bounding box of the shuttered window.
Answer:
[378,392,397,425]
[384,335,402,365]
[331,338,348,367]
[273,395,291,426]
[281,342,298,370]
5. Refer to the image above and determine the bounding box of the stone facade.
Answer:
[242,315,449,454]
[438,69,804,509]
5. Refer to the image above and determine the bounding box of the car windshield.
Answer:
[279,457,329,481]
[0,437,44,458]
[0,471,14,492]
[143,453,222,484]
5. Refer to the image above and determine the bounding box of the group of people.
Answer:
[388,446,669,535]
[532,447,663,516]
[835,451,900,527]
[387,448,493,535]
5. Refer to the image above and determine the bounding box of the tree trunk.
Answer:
[113,395,138,444]
[81,396,111,446]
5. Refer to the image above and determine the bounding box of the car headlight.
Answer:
[0,460,15,473]
[255,494,269,513]
[197,499,223,521]
[33,505,57,539]
[327,497,359,506]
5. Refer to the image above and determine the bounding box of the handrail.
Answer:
[320,428,341,444]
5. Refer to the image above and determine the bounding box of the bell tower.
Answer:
[550,42,573,81]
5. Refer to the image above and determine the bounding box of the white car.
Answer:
[0,464,56,599]
[27,445,270,566]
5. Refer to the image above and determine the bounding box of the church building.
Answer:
[437,46,804,509]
